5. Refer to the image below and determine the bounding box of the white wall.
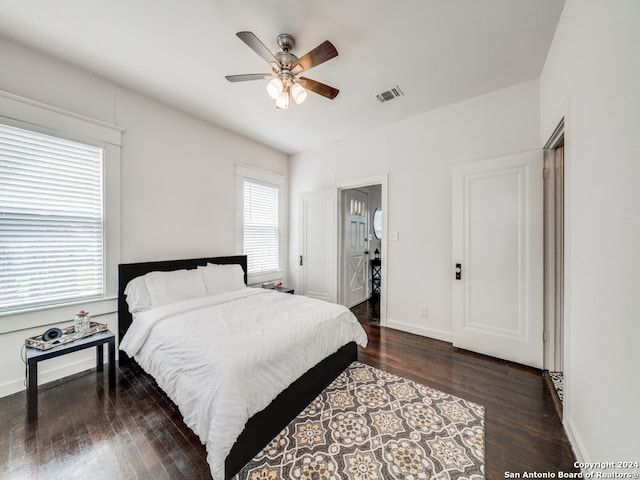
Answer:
[289,79,541,340]
[117,88,287,262]
[539,0,640,464]
[0,37,287,397]
[288,142,337,291]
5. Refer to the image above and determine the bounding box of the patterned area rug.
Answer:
[233,362,485,480]
[550,371,564,403]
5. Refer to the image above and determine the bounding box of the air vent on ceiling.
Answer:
[376,85,404,103]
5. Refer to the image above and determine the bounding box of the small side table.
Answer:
[371,258,381,294]
[25,329,116,421]
[264,285,295,294]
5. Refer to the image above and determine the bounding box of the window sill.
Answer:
[247,270,285,287]
[0,297,117,334]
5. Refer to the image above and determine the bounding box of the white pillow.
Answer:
[199,263,246,294]
[124,276,152,314]
[144,268,207,307]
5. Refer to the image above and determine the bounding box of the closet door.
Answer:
[452,151,544,368]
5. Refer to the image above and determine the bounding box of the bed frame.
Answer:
[117,255,357,479]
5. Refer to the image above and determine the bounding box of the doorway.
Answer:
[337,176,387,327]
[543,120,565,413]
[342,188,370,308]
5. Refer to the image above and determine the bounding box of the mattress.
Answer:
[119,287,368,480]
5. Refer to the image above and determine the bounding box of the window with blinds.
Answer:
[0,122,104,313]
[243,179,279,275]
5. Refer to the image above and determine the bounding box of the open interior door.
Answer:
[343,189,369,308]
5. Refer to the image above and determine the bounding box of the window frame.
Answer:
[0,90,122,333]
[235,164,286,285]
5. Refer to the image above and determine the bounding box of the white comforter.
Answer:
[119,287,367,480]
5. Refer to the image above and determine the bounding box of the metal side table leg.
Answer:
[108,337,115,389]
[96,343,104,372]
[27,361,38,421]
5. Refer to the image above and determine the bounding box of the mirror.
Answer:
[373,208,382,239]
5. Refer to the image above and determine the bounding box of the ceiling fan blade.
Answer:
[236,31,280,71]
[299,77,339,99]
[292,40,338,73]
[225,73,271,82]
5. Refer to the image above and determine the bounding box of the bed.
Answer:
[117,255,367,480]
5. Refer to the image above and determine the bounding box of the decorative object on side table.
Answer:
[25,321,107,351]
[74,309,90,332]
[42,327,63,342]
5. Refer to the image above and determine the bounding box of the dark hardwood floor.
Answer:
[350,295,380,326]
[358,324,579,479]
[1,318,578,479]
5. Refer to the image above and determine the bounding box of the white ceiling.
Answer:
[0,0,564,154]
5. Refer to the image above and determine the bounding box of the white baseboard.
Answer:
[564,414,588,465]
[384,319,452,343]
[0,378,27,398]
[0,357,108,398]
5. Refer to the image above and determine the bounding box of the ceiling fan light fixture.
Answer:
[266,77,283,99]
[275,89,290,109]
[227,32,339,108]
[291,82,307,104]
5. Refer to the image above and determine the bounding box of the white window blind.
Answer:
[0,122,104,313]
[243,179,279,275]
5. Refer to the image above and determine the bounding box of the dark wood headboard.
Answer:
[117,255,247,363]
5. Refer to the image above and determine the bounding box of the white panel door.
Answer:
[299,189,337,302]
[343,189,369,308]
[452,151,543,368]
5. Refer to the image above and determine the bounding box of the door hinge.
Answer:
[299,255,303,266]
[543,330,550,341]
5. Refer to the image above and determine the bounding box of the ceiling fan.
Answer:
[225,31,339,109]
